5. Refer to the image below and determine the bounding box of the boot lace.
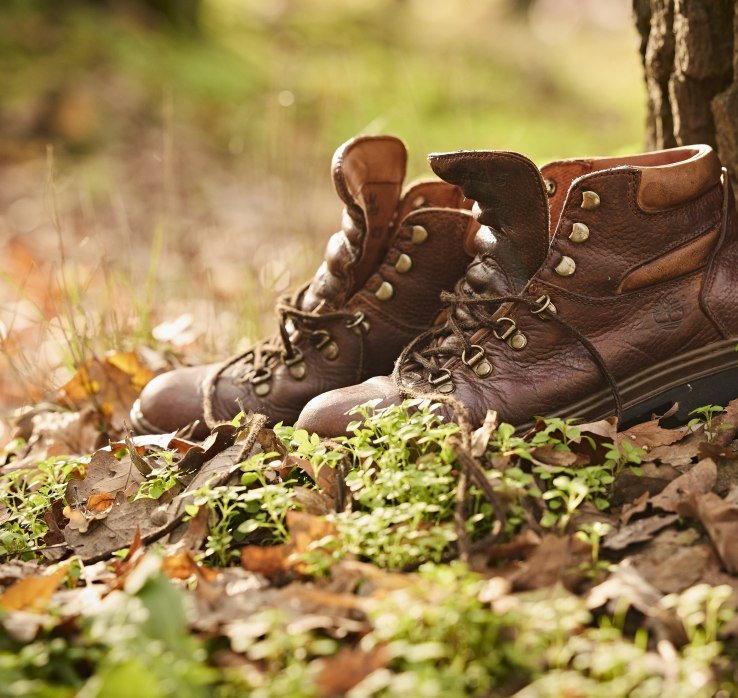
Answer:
[202,284,368,426]
[394,285,623,420]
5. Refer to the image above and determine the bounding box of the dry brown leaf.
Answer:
[293,487,335,516]
[604,514,679,552]
[240,512,337,579]
[530,444,584,468]
[650,458,717,513]
[471,410,498,457]
[0,563,69,612]
[240,544,292,580]
[627,528,712,594]
[677,491,738,573]
[712,398,738,447]
[58,352,154,431]
[86,492,114,512]
[316,646,388,696]
[613,462,681,506]
[287,453,341,498]
[620,491,650,524]
[642,429,704,467]
[619,418,690,452]
[288,511,337,554]
[163,551,218,583]
[509,534,590,591]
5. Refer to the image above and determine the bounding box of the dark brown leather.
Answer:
[297,144,738,436]
[131,135,475,437]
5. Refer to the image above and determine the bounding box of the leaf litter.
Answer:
[0,385,737,696]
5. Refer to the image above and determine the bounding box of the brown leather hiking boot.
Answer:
[131,135,477,437]
[297,144,738,436]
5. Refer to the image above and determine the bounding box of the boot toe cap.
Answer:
[295,376,403,437]
[132,366,212,438]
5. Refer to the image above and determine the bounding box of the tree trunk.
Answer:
[634,0,738,181]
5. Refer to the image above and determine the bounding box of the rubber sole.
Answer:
[544,337,738,429]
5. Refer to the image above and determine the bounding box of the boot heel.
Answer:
[621,365,738,428]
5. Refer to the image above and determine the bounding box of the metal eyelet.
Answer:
[569,222,589,243]
[507,332,527,351]
[428,368,455,394]
[532,294,557,320]
[346,311,370,334]
[375,281,394,301]
[285,349,306,380]
[461,344,493,378]
[411,225,429,245]
[555,256,576,277]
[413,195,427,208]
[251,367,272,396]
[493,317,517,341]
[312,330,340,360]
[544,178,556,197]
[394,253,413,273]
[581,191,600,210]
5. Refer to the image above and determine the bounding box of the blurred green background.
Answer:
[0,0,645,403]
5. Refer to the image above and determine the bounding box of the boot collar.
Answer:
[542,144,721,232]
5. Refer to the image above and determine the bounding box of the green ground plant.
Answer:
[1,400,736,696]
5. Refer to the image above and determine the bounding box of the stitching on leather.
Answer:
[616,219,722,288]
[532,268,704,306]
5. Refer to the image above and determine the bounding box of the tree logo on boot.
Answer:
[652,297,684,330]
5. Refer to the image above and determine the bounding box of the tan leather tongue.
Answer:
[332,135,407,291]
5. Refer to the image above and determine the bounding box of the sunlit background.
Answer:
[0,0,645,410]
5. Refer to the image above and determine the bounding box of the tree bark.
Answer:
[634,0,738,180]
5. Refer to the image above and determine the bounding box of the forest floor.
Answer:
[5,4,738,698]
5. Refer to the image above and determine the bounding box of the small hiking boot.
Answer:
[297,144,738,435]
[131,135,477,436]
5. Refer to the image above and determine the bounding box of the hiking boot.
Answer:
[297,144,738,436]
[131,135,477,437]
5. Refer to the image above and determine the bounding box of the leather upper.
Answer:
[296,144,738,436]
[133,134,476,435]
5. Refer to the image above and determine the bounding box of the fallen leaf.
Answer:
[240,544,292,580]
[163,551,218,583]
[471,410,498,457]
[240,512,337,580]
[287,511,337,555]
[65,448,144,510]
[677,491,738,573]
[293,487,335,516]
[711,398,738,447]
[613,462,681,506]
[619,491,650,525]
[509,534,590,591]
[316,646,388,695]
[619,419,690,452]
[86,492,114,512]
[58,352,154,432]
[604,514,679,551]
[650,458,717,513]
[0,563,69,612]
[530,444,584,468]
[627,528,712,594]
[586,561,688,646]
[287,453,341,499]
[642,430,703,467]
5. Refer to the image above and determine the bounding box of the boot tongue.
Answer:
[300,135,407,311]
[429,150,550,294]
[428,150,550,331]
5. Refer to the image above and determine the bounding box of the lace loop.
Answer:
[393,288,623,422]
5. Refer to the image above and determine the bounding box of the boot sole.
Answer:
[533,337,738,429]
